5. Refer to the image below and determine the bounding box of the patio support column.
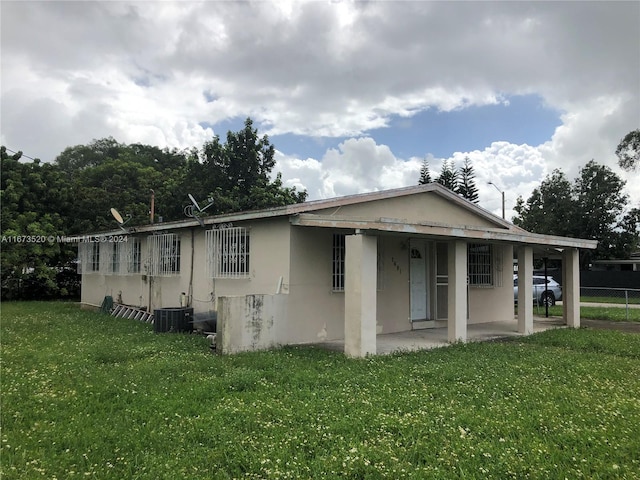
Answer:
[344,233,377,357]
[562,247,580,328]
[447,240,467,343]
[517,246,534,334]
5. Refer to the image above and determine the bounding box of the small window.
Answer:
[90,243,100,272]
[77,241,100,274]
[147,234,181,276]
[332,234,382,291]
[468,243,493,287]
[207,227,250,278]
[332,234,345,291]
[127,238,142,274]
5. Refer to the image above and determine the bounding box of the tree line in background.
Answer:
[1,118,306,300]
[419,131,640,269]
[2,122,638,300]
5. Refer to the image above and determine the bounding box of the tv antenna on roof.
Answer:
[110,207,131,233]
[184,194,214,227]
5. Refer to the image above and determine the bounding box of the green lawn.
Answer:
[581,295,640,305]
[2,302,639,479]
[534,304,640,322]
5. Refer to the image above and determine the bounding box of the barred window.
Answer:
[77,241,100,274]
[332,234,382,292]
[332,234,345,291]
[103,242,121,275]
[206,227,250,278]
[126,238,142,274]
[90,243,100,272]
[468,243,493,286]
[147,234,181,276]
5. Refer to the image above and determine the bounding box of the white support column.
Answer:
[344,233,377,357]
[447,240,467,343]
[517,246,534,335]
[563,248,580,328]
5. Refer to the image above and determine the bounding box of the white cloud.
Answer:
[1,0,638,208]
[275,138,550,219]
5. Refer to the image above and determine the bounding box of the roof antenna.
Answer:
[184,194,214,227]
[110,207,131,233]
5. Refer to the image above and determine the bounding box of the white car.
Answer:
[513,275,562,306]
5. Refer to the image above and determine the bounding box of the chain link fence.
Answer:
[580,286,640,321]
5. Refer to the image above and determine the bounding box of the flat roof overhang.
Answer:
[289,214,598,250]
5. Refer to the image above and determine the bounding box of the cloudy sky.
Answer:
[2,1,639,218]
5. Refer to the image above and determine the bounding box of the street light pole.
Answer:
[488,181,505,219]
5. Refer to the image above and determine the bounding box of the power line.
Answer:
[3,147,37,161]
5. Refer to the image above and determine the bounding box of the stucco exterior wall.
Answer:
[80,234,193,310]
[286,227,345,343]
[80,219,293,317]
[81,272,148,308]
[313,192,502,229]
[376,236,411,334]
[217,294,285,354]
[468,244,514,324]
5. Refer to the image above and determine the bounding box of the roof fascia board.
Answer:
[72,184,518,237]
[290,214,598,250]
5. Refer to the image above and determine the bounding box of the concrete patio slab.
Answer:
[319,316,566,355]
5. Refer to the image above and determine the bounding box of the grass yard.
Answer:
[581,296,640,305]
[537,305,640,322]
[2,302,640,479]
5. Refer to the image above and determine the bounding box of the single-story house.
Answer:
[78,183,597,357]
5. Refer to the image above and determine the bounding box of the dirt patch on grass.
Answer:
[582,318,640,334]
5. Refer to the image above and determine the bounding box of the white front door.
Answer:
[410,240,429,321]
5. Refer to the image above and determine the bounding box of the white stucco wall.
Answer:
[376,236,411,334]
[314,192,502,229]
[217,294,285,354]
[467,244,514,324]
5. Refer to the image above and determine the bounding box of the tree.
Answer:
[456,156,479,203]
[1,147,74,299]
[54,139,190,230]
[615,129,640,171]
[513,161,636,268]
[418,158,432,184]
[513,169,575,237]
[188,117,306,214]
[573,160,629,265]
[435,159,458,191]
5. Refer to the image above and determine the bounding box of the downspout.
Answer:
[150,189,155,224]
[148,276,153,313]
[189,228,195,307]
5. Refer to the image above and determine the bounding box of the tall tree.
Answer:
[54,139,189,230]
[188,117,306,214]
[513,161,635,268]
[573,160,629,264]
[1,147,74,299]
[418,158,432,184]
[615,129,640,171]
[513,169,575,237]
[435,159,458,191]
[456,156,479,203]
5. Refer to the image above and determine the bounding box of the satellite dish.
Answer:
[110,207,131,232]
[188,194,201,212]
[111,207,124,224]
[185,194,214,227]
[188,194,214,213]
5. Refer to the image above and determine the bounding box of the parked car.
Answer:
[513,275,562,306]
